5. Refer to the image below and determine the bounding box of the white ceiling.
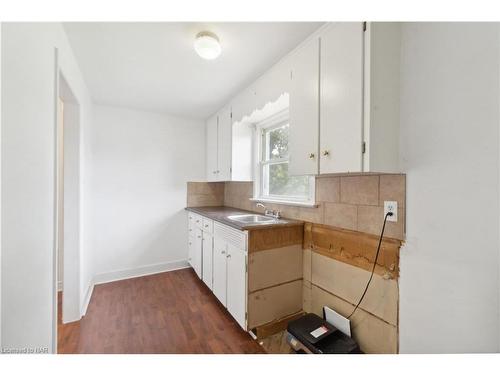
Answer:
[63,22,323,119]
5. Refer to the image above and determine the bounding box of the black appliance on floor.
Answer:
[286,313,361,354]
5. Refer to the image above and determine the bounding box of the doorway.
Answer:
[55,72,81,341]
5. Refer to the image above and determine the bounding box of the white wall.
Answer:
[1,23,92,352]
[88,105,205,282]
[399,23,500,353]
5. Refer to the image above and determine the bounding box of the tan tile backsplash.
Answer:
[324,202,358,231]
[340,175,380,205]
[186,181,224,207]
[316,177,340,203]
[186,174,406,240]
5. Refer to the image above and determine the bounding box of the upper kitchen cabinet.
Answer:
[206,113,219,182]
[206,107,232,181]
[320,22,364,174]
[362,22,401,173]
[217,106,232,181]
[288,37,320,176]
[288,22,400,176]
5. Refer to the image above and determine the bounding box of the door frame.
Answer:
[53,49,82,351]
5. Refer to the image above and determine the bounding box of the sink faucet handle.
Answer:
[274,210,282,219]
[256,202,266,209]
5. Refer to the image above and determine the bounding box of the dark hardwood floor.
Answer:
[58,268,265,354]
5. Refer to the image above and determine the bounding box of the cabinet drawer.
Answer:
[188,222,195,238]
[193,214,203,229]
[214,222,247,252]
[202,218,214,233]
[188,213,195,237]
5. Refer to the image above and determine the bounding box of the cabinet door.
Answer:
[193,229,203,279]
[320,23,364,173]
[202,232,213,290]
[226,244,247,330]
[188,237,195,268]
[289,37,320,176]
[212,236,227,306]
[217,106,232,181]
[206,114,218,181]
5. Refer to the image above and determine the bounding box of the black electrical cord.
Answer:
[347,211,393,319]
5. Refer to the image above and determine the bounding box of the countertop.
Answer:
[185,206,304,231]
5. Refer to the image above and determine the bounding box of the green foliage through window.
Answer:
[261,122,310,200]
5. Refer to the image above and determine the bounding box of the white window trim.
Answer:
[252,109,316,207]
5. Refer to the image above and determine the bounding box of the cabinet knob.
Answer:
[197,235,201,238]
[322,150,330,156]
[204,224,209,228]
[216,170,220,173]
[221,250,226,254]
[213,171,217,174]
[226,254,231,259]
[188,242,192,245]
[309,153,315,159]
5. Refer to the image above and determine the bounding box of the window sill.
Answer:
[249,197,318,208]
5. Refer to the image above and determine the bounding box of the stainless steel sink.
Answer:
[227,214,286,225]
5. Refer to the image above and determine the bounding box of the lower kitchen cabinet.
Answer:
[226,243,247,329]
[202,231,214,290]
[186,209,302,333]
[213,236,228,306]
[212,229,247,330]
[192,228,203,278]
[187,212,248,330]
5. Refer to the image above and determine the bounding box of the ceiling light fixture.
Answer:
[194,31,221,60]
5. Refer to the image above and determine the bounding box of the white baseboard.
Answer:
[80,282,94,317]
[93,259,190,285]
[79,259,190,317]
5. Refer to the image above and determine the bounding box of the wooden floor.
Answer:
[58,268,265,354]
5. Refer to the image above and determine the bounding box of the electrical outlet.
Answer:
[384,201,398,222]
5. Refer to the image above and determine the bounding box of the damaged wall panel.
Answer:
[304,223,402,354]
[311,252,398,325]
[311,285,398,354]
[248,279,303,329]
[304,223,401,279]
[248,245,303,292]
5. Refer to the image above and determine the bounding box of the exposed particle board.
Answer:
[311,252,398,325]
[303,248,312,282]
[248,280,303,329]
[304,223,401,278]
[303,280,312,313]
[253,311,305,339]
[248,225,304,252]
[311,285,398,354]
[248,245,303,292]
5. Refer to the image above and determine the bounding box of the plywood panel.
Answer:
[311,285,398,354]
[253,311,305,339]
[304,223,401,278]
[248,245,303,292]
[248,280,303,329]
[248,225,304,253]
[303,280,312,313]
[312,252,398,325]
[303,248,312,282]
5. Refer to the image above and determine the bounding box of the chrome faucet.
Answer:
[256,202,282,219]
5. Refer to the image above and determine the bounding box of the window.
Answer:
[254,110,315,205]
